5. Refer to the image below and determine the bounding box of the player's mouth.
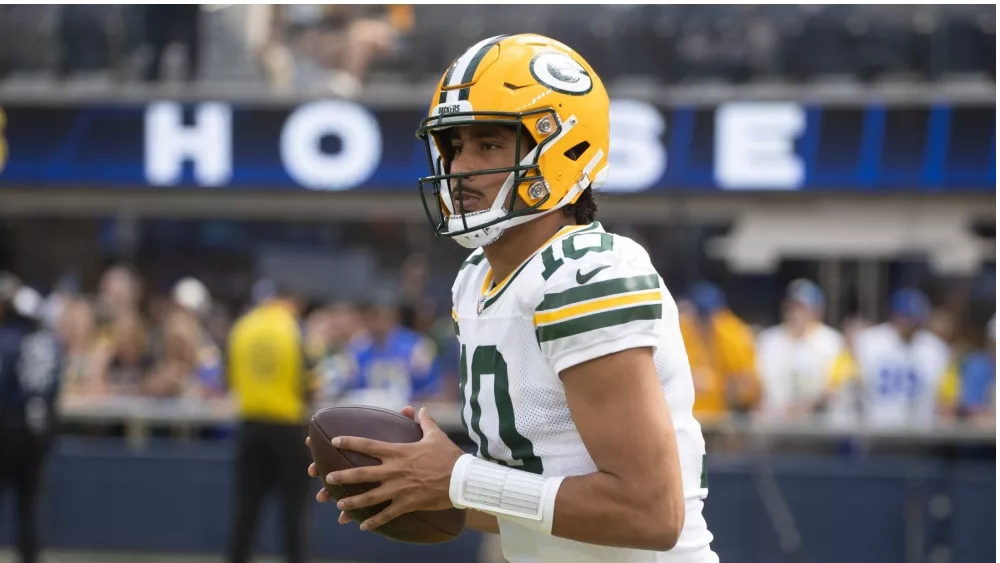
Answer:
[453,186,485,212]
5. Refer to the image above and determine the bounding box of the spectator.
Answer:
[203,303,233,352]
[957,316,996,426]
[312,303,364,404]
[824,315,871,427]
[56,5,125,79]
[254,5,412,97]
[95,265,143,331]
[756,280,844,420]
[58,297,102,398]
[142,4,200,82]
[678,282,760,420]
[425,311,461,403]
[167,277,225,396]
[144,311,221,398]
[92,312,154,396]
[337,297,440,409]
[0,274,62,563]
[146,294,176,359]
[849,289,952,428]
[172,276,212,321]
[226,283,316,563]
[42,272,81,335]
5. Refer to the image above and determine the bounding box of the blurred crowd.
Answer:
[15,258,459,413]
[0,5,993,97]
[2,260,994,431]
[676,280,995,430]
[47,266,227,401]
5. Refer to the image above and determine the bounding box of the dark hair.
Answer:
[563,187,598,225]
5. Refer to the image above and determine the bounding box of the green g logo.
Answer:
[529,52,593,96]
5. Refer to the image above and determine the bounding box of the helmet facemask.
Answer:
[416,108,566,249]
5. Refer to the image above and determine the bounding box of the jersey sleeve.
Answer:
[533,234,665,375]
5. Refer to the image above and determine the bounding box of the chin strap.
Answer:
[450,147,605,250]
[445,118,612,249]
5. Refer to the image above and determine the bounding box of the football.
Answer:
[308,405,466,543]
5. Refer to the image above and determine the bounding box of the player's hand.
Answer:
[324,406,464,532]
[305,406,419,504]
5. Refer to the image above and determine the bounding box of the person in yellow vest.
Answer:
[678,282,761,422]
[227,284,318,563]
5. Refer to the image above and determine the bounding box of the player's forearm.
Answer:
[547,470,684,551]
[465,509,500,534]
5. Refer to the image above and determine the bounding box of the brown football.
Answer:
[308,405,466,543]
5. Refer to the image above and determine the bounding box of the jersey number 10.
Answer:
[459,344,544,474]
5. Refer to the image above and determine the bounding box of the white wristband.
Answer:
[450,454,564,535]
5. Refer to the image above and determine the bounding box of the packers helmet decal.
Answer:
[529,52,593,96]
[415,34,610,249]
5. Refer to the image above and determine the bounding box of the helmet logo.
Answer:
[529,52,593,96]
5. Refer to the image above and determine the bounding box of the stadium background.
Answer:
[0,4,994,563]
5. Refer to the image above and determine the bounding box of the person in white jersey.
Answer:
[307,34,717,562]
[756,279,845,421]
[851,288,951,428]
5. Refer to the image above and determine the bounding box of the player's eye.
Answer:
[481,142,500,151]
[451,144,463,156]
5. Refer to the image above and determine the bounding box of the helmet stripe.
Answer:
[437,61,458,104]
[458,35,508,101]
[443,35,507,104]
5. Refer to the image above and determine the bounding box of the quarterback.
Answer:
[308,34,717,562]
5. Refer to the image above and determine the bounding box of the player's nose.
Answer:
[449,150,479,178]
[449,162,470,180]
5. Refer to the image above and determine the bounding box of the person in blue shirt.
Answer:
[337,298,440,407]
[959,316,995,424]
[0,274,63,563]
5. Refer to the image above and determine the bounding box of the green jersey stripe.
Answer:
[537,273,660,312]
[536,303,662,343]
[459,252,485,271]
[481,222,601,312]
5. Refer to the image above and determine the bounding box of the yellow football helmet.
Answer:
[416,34,610,248]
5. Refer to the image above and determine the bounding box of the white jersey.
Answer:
[451,222,716,563]
[756,323,843,418]
[852,323,950,428]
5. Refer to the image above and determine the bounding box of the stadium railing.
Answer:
[58,395,996,448]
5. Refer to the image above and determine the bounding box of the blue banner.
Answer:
[0,99,993,192]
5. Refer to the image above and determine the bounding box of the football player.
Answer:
[307,34,717,562]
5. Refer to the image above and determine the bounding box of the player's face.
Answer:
[446,124,533,214]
